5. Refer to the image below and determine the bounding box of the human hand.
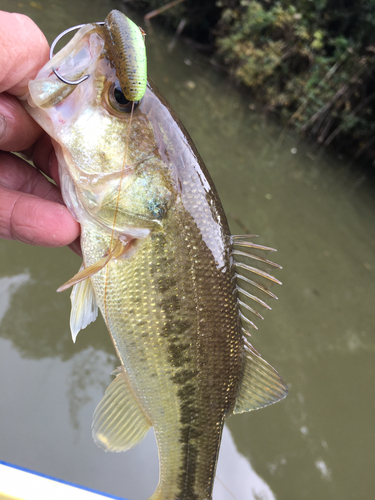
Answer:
[0,11,81,253]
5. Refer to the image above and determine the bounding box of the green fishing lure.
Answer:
[103,10,147,102]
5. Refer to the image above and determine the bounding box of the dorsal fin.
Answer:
[232,235,281,332]
[233,339,288,413]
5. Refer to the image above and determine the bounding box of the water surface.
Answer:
[0,1,374,499]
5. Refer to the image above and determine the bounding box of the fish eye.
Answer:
[108,82,139,113]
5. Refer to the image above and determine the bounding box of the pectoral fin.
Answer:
[69,265,98,343]
[233,339,288,414]
[57,240,125,292]
[92,367,151,452]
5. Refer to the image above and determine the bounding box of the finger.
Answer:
[0,12,49,96]
[0,151,62,202]
[0,152,80,246]
[48,149,60,186]
[27,133,60,186]
[0,92,44,151]
[0,184,80,247]
[21,132,59,185]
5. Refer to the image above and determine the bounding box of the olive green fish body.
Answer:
[78,83,243,498]
[24,15,287,500]
[83,203,242,498]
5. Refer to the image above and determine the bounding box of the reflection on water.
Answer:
[0,273,30,323]
[1,0,375,499]
[214,426,276,500]
[66,347,116,430]
[0,271,275,500]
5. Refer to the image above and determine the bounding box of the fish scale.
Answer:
[24,10,287,500]
[83,194,242,499]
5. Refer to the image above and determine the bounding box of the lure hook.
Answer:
[50,22,104,85]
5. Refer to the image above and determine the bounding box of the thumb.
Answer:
[0,11,49,96]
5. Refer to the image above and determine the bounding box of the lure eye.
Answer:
[108,82,139,113]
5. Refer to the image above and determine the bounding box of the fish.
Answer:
[23,10,288,500]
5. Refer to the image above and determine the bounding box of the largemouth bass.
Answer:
[23,11,287,500]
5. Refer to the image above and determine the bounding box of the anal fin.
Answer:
[233,339,288,414]
[92,367,151,452]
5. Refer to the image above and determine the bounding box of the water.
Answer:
[1,1,375,499]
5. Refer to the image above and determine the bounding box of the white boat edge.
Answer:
[0,461,127,500]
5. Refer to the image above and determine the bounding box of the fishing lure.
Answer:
[103,10,147,102]
[50,10,147,102]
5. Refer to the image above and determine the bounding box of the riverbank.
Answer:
[131,0,375,169]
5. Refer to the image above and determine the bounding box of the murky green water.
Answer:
[1,1,375,499]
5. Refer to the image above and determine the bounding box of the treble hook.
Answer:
[50,22,104,85]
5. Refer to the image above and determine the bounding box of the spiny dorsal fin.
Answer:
[232,235,281,331]
[233,339,288,414]
[92,367,151,452]
[70,264,98,342]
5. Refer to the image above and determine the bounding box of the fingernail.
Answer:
[0,115,6,141]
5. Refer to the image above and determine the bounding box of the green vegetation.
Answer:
[132,0,375,163]
[217,0,375,161]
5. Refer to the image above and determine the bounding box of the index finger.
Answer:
[0,11,49,96]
